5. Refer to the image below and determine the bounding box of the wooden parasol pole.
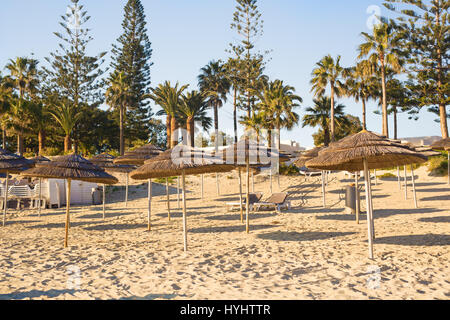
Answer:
[177,176,180,209]
[321,171,326,208]
[404,165,408,199]
[64,178,71,248]
[355,172,360,224]
[366,167,375,240]
[147,179,152,231]
[363,159,374,259]
[125,172,129,208]
[238,167,243,223]
[448,152,449,185]
[2,171,8,226]
[182,170,187,252]
[246,160,250,234]
[411,165,418,208]
[166,178,171,221]
[397,166,401,190]
[38,178,42,217]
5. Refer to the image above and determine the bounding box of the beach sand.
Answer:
[0,166,449,300]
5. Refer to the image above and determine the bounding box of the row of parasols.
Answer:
[295,131,449,259]
[0,140,287,252]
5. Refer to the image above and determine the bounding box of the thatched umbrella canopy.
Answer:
[29,155,51,164]
[89,153,135,219]
[28,155,50,217]
[218,139,281,232]
[0,148,34,226]
[113,145,162,207]
[131,145,233,251]
[114,144,163,165]
[431,138,450,185]
[306,130,427,259]
[21,154,118,247]
[431,138,450,151]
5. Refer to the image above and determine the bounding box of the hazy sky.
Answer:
[0,0,442,148]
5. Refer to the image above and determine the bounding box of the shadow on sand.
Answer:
[0,289,76,300]
[374,234,450,246]
[189,224,276,234]
[256,231,356,242]
[418,216,450,223]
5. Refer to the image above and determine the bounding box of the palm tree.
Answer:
[178,90,212,147]
[224,57,244,143]
[257,80,302,149]
[5,57,39,155]
[358,21,404,138]
[49,103,81,152]
[149,81,188,148]
[198,60,230,152]
[302,97,348,147]
[310,55,345,142]
[345,61,377,130]
[0,74,12,149]
[105,71,133,155]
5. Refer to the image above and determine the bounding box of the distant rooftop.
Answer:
[398,136,442,146]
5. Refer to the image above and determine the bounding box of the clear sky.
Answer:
[0,0,442,148]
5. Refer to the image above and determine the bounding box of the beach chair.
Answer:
[253,192,291,213]
[8,185,34,209]
[298,167,322,180]
[226,192,263,212]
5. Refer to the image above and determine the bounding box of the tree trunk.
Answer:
[214,102,219,152]
[323,126,330,147]
[2,126,6,149]
[267,128,272,148]
[233,87,238,143]
[17,133,24,156]
[362,98,367,130]
[38,130,45,156]
[393,106,398,140]
[436,8,448,138]
[64,135,71,153]
[380,57,389,138]
[166,115,172,149]
[186,116,194,147]
[170,116,178,148]
[119,105,124,156]
[439,104,448,138]
[330,83,335,142]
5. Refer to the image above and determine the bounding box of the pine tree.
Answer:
[229,0,269,121]
[384,0,449,138]
[111,0,153,149]
[43,0,106,153]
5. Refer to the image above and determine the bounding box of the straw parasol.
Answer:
[29,155,51,217]
[218,139,282,232]
[131,145,232,251]
[114,144,162,207]
[431,138,450,185]
[306,130,427,259]
[89,153,135,219]
[0,148,33,226]
[21,154,118,247]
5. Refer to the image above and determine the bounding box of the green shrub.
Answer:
[427,154,448,176]
[280,163,300,176]
[378,172,397,179]
[41,147,62,156]
[154,177,177,184]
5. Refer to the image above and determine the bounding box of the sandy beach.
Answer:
[0,166,448,300]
